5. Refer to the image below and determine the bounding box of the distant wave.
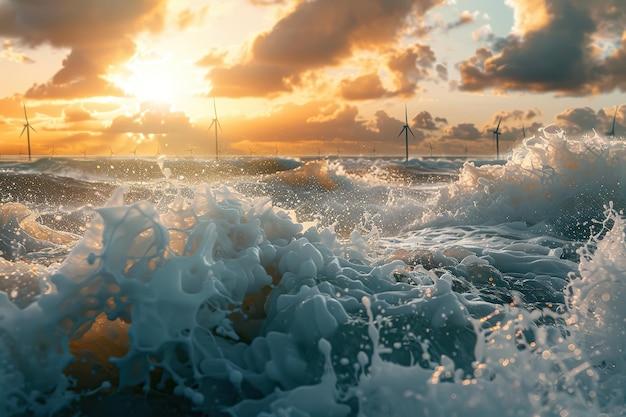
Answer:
[421,130,626,239]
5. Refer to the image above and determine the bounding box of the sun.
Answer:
[107,52,189,103]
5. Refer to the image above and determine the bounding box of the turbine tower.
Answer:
[397,104,415,162]
[208,97,223,160]
[607,106,617,138]
[490,117,502,160]
[20,103,36,161]
[427,142,436,157]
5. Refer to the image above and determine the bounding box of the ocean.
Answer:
[0,128,625,416]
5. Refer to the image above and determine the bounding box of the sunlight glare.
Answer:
[108,52,185,103]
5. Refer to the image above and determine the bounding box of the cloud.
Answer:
[108,101,193,135]
[446,10,476,30]
[63,104,94,123]
[414,111,446,130]
[195,48,228,67]
[206,0,445,98]
[339,73,388,100]
[1,39,34,64]
[177,6,208,30]
[247,0,287,4]
[209,63,296,97]
[216,101,435,155]
[0,0,168,99]
[471,24,493,42]
[441,123,482,141]
[458,0,626,95]
[436,64,448,81]
[387,44,436,95]
[554,105,624,137]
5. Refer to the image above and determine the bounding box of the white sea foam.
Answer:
[567,204,626,409]
[423,129,626,239]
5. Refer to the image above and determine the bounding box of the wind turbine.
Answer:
[208,98,223,160]
[20,103,36,161]
[397,104,415,162]
[427,142,435,157]
[607,106,617,138]
[490,117,502,160]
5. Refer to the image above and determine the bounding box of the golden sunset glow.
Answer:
[0,0,623,157]
[112,60,182,102]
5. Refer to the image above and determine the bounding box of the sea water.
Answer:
[0,128,625,416]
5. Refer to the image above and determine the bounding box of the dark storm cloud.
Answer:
[0,0,168,99]
[207,0,445,98]
[458,0,626,95]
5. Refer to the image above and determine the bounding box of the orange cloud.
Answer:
[63,104,94,123]
[339,73,388,100]
[1,39,34,63]
[0,0,168,99]
[195,48,228,67]
[387,44,434,95]
[177,6,208,30]
[206,0,445,98]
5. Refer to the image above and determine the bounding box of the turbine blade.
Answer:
[23,102,28,121]
[408,127,416,138]
[30,125,37,133]
[496,117,502,130]
[397,127,406,137]
[405,103,408,124]
[20,126,26,137]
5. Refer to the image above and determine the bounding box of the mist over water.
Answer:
[0,129,625,416]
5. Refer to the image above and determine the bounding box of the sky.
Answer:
[0,0,624,158]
